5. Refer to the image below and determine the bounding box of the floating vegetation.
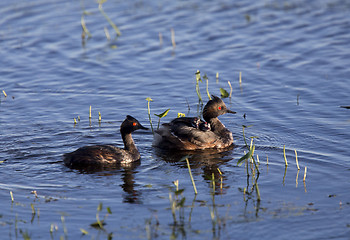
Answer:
[220,88,229,98]
[177,112,186,118]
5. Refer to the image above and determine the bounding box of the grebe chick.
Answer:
[64,115,148,168]
[153,95,236,150]
[198,121,211,132]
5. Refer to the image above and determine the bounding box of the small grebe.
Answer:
[64,115,148,168]
[153,95,235,150]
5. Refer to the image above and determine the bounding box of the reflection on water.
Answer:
[68,161,142,204]
[1,0,350,239]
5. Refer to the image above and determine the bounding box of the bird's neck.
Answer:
[122,132,138,154]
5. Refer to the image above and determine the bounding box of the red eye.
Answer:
[133,122,137,126]
[218,106,222,110]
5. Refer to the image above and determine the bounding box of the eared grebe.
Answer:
[153,95,236,150]
[64,115,148,168]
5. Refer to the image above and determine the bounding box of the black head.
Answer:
[191,117,200,128]
[120,115,148,134]
[203,95,236,122]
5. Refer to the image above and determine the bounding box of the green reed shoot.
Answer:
[283,145,288,166]
[211,173,216,193]
[98,0,121,37]
[154,109,170,130]
[295,149,300,170]
[80,228,89,235]
[61,215,68,238]
[81,13,92,39]
[30,203,35,214]
[10,191,14,202]
[228,81,233,98]
[146,97,154,133]
[186,158,197,194]
[195,70,203,103]
[217,168,223,191]
[98,112,102,122]
[203,74,211,100]
[96,202,103,229]
[74,118,77,125]
[303,166,307,182]
[296,169,300,187]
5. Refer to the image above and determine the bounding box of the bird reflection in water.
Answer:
[69,161,142,204]
[153,145,234,195]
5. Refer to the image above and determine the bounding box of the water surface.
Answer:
[1,0,350,239]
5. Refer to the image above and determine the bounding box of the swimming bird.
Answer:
[153,95,235,150]
[64,115,148,169]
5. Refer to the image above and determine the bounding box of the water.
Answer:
[1,0,350,239]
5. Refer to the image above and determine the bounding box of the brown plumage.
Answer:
[64,115,148,169]
[153,96,236,150]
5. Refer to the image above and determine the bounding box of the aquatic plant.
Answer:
[283,145,288,166]
[228,81,233,98]
[195,70,203,103]
[80,0,121,43]
[98,0,121,37]
[203,74,211,100]
[239,71,242,85]
[295,149,300,170]
[145,97,154,133]
[168,180,186,226]
[185,158,197,195]
[237,125,261,201]
[154,109,170,130]
[220,88,229,98]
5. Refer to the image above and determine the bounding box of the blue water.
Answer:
[1,0,350,239]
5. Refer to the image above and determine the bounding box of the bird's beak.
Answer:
[139,124,149,130]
